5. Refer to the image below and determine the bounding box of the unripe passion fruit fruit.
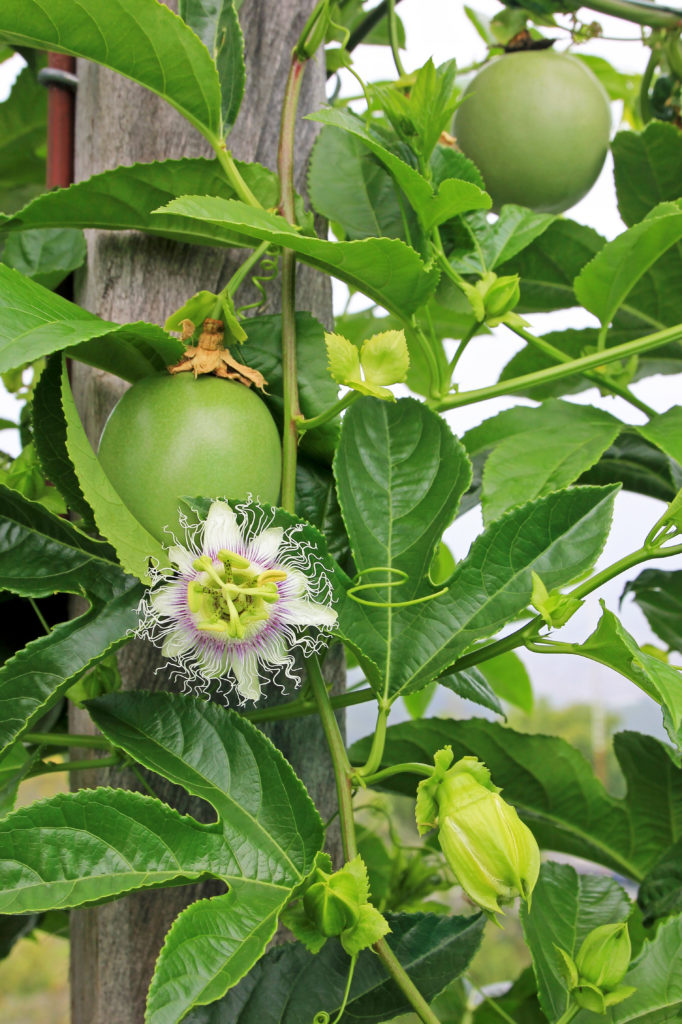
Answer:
[98,374,281,540]
[454,50,611,214]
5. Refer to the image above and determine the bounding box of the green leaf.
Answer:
[579,431,679,504]
[0,157,280,247]
[308,125,422,243]
[338,452,617,701]
[0,578,143,756]
[521,862,631,1023]
[0,740,31,817]
[1,441,66,515]
[179,0,244,133]
[0,787,233,913]
[157,196,440,319]
[0,482,121,599]
[32,354,94,523]
[639,405,682,465]
[612,121,682,228]
[1,227,86,290]
[638,838,682,926]
[497,219,605,314]
[308,108,491,232]
[295,457,350,567]
[449,205,556,275]
[86,691,324,1024]
[0,264,181,380]
[350,719,682,880]
[439,666,504,715]
[474,967,545,1024]
[182,912,485,1024]
[478,650,533,713]
[574,202,682,328]
[0,67,45,215]
[480,401,621,524]
[61,358,168,582]
[622,570,682,655]
[570,605,682,750]
[0,0,223,142]
[239,313,340,463]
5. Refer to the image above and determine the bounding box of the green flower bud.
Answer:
[575,922,631,990]
[302,871,361,937]
[434,756,540,917]
[482,273,521,320]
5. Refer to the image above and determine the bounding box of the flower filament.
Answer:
[188,551,288,640]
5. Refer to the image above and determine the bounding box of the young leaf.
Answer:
[0,157,279,246]
[521,862,631,1023]
[0,0,223,142]
[86,691,324,1024]
[182,912,485,1024]
[155,197,440,318]
[574,202,682,328]
[61,359,168,582]
[0,580,143,756]
[179,0,245,134]
[0,264,181,379]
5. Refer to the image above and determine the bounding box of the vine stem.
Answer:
[434,321,682,411]
[278,53,305,514]
[506,323,656,418]
[23,732,113,750]
[373,939,443,1024]
[297,391,359,435]
[28,754,122,777]
[244,685,377,723]
[225,239,271,299]
[583,0,682,28]
[213,141,262,208]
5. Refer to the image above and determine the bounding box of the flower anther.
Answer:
[137,499,338,702]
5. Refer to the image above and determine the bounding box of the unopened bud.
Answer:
[303,870,362,937]
[576,922,631,990]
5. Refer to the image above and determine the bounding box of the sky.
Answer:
[0,4,679,738]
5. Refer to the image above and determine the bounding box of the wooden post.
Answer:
[69,4,342,1021]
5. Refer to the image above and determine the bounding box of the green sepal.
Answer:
[531,571,583,627]
[415,746,453,835]
[341,901,390,956]
[280,902,329,954]
[603,985,637,1007]
[573,982,608,1014]
[554,944,579,990]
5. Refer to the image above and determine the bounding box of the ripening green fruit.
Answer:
[98,374,281,540]
[454,50,612,213]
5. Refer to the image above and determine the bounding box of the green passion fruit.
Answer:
[98,374,282,541]
[454,50,612,214]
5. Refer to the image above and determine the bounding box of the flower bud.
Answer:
[482,273,521,320]
[575,922,631,990]
[302,871,361,937]
[418,751,540,917]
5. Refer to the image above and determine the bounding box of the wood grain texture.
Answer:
[69,3,342,1021]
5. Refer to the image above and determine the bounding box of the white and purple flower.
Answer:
[137,500,338,703]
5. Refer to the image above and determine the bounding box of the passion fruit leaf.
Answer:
[335,397,617,700]
[1,227,86,290]
[32,354,94,525]
[639,404,682,464]
[0,740,31,818]
[179,0,244,135]
[622,569,682,655]
[86,691,324,1024]
[438,666,504,716]
[480,401,621,524]
[0,787,233,913]
[0,265,181,379]
[308,107,491,230]
[580,432,679,505]
[0,67,45,216]
[60,358,169,582]
[612,121,682,228]
[295,457,350,568]
[0,158,280,247]
[476,650,533,713]
[182,912,485,1024]
[0,0,223,142]
[0,580,143,757]
[637,837,682,925]
[448,205,555,275]
[574,201,682,328]
[570,605,682,750]
[156,196,440,318]
[521,862,631,1023]
[308,124,424,243]
[350,720,682,878]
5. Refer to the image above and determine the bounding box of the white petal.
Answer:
[204,501,242,555]
[151,583,184,619]
[249,527,284,568]
[280,597,338,629]
[168,544,194,576]
[232,651,261,702]
[162,629,194,659]
[284,568,309,598]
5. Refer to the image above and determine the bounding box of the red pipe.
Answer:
[45,53,75,189]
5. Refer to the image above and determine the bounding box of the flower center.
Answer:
[187,550,287,640]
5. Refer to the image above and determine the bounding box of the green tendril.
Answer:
[313,954,358,1024]
[236,249,280,316]
[348,566,447,608]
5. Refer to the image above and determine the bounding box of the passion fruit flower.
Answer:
[137,499,338,703]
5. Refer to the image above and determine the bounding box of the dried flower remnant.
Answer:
[169,317,267,389]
